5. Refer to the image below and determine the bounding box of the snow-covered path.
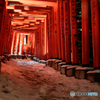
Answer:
[0,59,100,100]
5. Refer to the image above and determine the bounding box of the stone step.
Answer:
[47,59,52,67]
[66,65,81,77]
[33,57,38,61]
[61,65,71,75]
[4,54,10,61]
[51,59,57,68]
[87,70,100,83]
[39,60,47,65]
[54,60,62,70]
[75,67,94,79]
[57,62,66,71]
[0,56,6,63]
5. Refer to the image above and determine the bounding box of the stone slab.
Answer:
[47,59,52,67]
[54,60,62,70]
[75,67,94,79]
[87,70,100,83]
[51,59,57,68]
[57,62,66,71]
[66,66,81,77]
[61,65,71,75]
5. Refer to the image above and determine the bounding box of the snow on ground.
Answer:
[0,58,100,100]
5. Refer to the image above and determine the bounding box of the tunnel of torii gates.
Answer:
[0,0,100,69]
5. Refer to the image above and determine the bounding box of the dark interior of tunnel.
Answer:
[0,0,100,100]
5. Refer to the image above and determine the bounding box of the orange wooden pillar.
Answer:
[7,20,12,54]
[41,22,46,59]
[35,28,39,58]
[82,0,89,66]
[46,15,49,59]
[6,23,12,54]
[27,34,30,45]
[0,0,5,55]
[14,33,19,54]
[63,0,71,64]
[35,30,37,57]
[50,8,54,58]
[21,34,25,54]
[54,3,59,59]
[30,34,33,55]
[41,24,43,59]
[47,13,51,59]
[91,0,100,69]
[31,33,35,55]
[13,33,17,54]
[35,31,37,57]
[60,0,65,61]
[51,7,56,59]
[39,26,41,59]
[70,0,79,65]
[8,30,13,54]
[17,33,21,54]
[11,31,15,54]
[4,15,11,54]
[57,1,62,59]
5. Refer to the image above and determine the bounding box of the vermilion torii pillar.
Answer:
[17,33,21,54]
[50,8,53,58]
[30,33,35,55]
[11,31,15,54]
[91,0,100,69]
[46,14,49,59]
[57,1,62,59]
[35,30,37,57]
[50,7,55,58]
[47,13,51,59]
[0,0,5,55]
[60,0,65,61]
[70,0,79,65]
[39,26,41,59]
[82,0,89,66]
[63,0,71,64]
[54,3,59,58]
[13,33,17,54]
[41,23,45,59]
[21,34,24,54]
[8,30,13,54]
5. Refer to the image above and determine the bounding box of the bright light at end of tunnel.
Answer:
[24,7,30,10]
[14,9,22,12]
[7,6,14,9]
[36,22,40,24]
[30,23,35,25]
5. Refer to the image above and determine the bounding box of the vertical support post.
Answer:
[50,8,53,58]
[47,13,51,59]
[13,33,17,54]
[39,26,41,59]
[57,1,62,59]
[91,0,100,69]
[35,31,37,57]
[82,0,89,66]
[21,34,24,54]
[9,30,13,54]
[63,0,71,64]
[70,0,79,64]
[60,0,65,61]
[0,0,5,55]
[41,23,43,59]
[17,33,21,54]
[11,31,15,54]
[54,3,59,58]
[31,33,35,55]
